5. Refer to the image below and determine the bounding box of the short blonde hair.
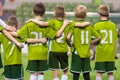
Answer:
[74,5,87,19]
[54,5,65,18]
[98,4,109,16]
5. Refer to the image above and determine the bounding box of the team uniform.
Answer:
[0,0,7,69]
[0,26,23,79]
[70,20,100,73]
[0,26,3,69]
[47,19,74,70]
[94,20,117,73]
[17,21,49,73]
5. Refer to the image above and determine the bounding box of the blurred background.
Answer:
[2,0,120,53]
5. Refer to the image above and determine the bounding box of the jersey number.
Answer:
[56,33,64,43]
[31,32,42,45]
[81,31,89,44]
[101,30,112,44]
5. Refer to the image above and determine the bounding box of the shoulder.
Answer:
[0,32,5,40]
[108,21,116,26]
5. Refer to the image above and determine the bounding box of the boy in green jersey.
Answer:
[18,3,49,80]
[0,0,23,69]
[67,5,101,80]
[10,2,54,80]
[26,5,91,80]
[0,16,24,80]
[94,5,118,80]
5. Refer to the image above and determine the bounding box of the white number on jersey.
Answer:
[101,30,112,44]
[31,32,42,45]
[81,31,89,44]
[56,33,64,43]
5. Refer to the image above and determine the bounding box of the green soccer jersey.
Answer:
[0,26,3,31]
[0,26,3,54]
[17,22,49,60]
[71,20,100,58]
[0,32,22,65]
[94,20,117,62]
[48,19,74,52]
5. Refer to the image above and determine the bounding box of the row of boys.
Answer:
[0,1,117,80]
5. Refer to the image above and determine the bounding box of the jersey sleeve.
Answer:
[91,26,100,38]
[17,24,28,42]
[48,19,55,28]
[114,25,118,41]
[69,22,75,34]
[0,26,4,31]
[47,27,57,39]
[0,33,3,42]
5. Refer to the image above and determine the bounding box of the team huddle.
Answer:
[0,1,118,80]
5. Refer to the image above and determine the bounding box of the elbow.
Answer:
[98,36,102,41]
[26,39,30,43]
[56,34,61,38]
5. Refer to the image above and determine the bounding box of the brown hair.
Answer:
[7,16,19,29]
[33,2,45,16]
[74,5,87,19]
[98,4,109,17]
[54,5,65,18]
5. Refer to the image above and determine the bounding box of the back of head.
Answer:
[33,2,45,16]
[54,5,65,18]
[98,4,109,17]
[7,16,18,29]
[74,5,87,19]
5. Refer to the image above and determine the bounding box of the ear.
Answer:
[64,13,66,17]
[54,12,56,17]
[74,13,75,16]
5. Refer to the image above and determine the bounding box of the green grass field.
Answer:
[0,54,120,80]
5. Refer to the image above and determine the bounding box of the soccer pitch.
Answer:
[0,54,120,80]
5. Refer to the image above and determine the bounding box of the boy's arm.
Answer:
[2,29,24,48]
[75,22,90,27]
[115,40,118,59]
[0,19,17,31]
[9,31,19,37]
[56,20,70,38]
[91,36,101,44]
[26,38,47,44]
[26,19,48,27]
[67,32,73,47]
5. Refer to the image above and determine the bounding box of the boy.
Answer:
[27,5,90,80]
[10,2,54,80]
[0,16,24,80]
[0,0,23,69]
[94,5,117,80]
[67,5,101,80]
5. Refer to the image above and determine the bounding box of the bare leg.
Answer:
[108,72,114,80]
[53,70,59,80]
[61,69,68,80]
[96,72,103,80]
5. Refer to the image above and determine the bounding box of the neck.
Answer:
[76,18,83,20]
[35,16,42,20]
[100,16,108,20]
[56,17,64,20]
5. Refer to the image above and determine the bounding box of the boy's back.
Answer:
[94,20,117,62]
[0,32,22,65]
[17,22,49,60]
[72,20,99,58]
[48,19,74,52]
